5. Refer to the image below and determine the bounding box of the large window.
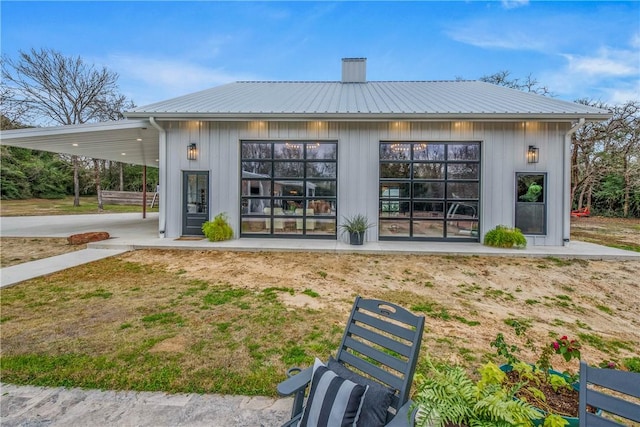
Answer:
[379,142,480,241]
[515,173,546,235]
[240,141,337,238]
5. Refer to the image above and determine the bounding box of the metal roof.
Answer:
[0,120,159,166]
[126,80,611,121]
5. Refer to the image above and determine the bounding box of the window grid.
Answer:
[240,141,337,238]
[379,141,480,241]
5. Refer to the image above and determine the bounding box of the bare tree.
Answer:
[480,70,553,96]
[1,48,134,207]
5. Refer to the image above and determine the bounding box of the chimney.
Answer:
[341,58,366,83]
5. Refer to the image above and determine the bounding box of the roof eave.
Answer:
[125,111,612,122]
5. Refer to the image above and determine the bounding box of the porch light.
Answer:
[187,143,197,160]
[527,145,539,163]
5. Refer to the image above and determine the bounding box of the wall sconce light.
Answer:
[187,143,197,160]
[527,145,539,163]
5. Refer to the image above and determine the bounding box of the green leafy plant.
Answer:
[412,357,541,427]
[202,213,233,241]
[339,214,373,234]
[483,225,527,248]
[492,331,582,423]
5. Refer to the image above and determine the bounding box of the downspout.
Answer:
[563,118,585,246]
[149,117,167,238]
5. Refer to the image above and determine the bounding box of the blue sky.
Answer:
[2,1,639,107]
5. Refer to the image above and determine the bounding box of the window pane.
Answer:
[242,142,271,159]
[241,217,269,234]
[413,220,444,238]
[310,181,337,197]
[241,180,272,197]
[447,182,478,199]
[379,219,410,237]
[308,218,336,235]
[380,143,411,160]
[413,182,445,199]
[274,162,303,178]
[448,144,480,161]
[380,183,410,198]
[380,163,410,178]
[413,143,445,161]
[516,204,545,234]
[414,163,444,179]
[517,174,545,203]
[447,163,479,180]
[309,199,334,214]
[413,202,444,218]
[307,143,336,160]
[380,201,410,217]
[274,142,303,159]
[306,162,337,178]
[446,202,478,219]
[242,161,272,177]
[242,198,273,215]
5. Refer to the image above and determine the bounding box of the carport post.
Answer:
[142,165,147,219]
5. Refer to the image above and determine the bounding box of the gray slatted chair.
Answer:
[578,361,640,427]
[277,296,425,427]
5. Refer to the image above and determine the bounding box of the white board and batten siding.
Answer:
[163,120,571,245]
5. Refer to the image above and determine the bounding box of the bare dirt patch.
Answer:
[0,237,86,268]
[122,249,640,370]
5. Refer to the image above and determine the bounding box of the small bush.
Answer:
[202,213,233,241]
[483,225,527,248]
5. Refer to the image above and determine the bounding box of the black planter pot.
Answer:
[349,231,364,245]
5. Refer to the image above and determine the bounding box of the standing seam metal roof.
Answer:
[125,80,611,119]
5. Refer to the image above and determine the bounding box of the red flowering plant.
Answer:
[491,331,584,425]
[552,336,581,363]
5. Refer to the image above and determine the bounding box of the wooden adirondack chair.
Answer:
[277,296,425,427]
[578,361,640,427]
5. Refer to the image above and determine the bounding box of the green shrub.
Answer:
[483,225,527,249]
[202,213,233,241]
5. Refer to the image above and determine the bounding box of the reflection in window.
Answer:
[380,141,480,241]
[241,141,337,238]
[515,173,546,235]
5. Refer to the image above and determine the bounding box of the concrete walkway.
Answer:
[0,383,291,427]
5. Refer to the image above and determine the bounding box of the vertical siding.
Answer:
[162,120,570,246]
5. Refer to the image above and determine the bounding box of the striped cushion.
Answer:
[298,358,368,427]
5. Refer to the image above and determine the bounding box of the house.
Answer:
[1,58,611,245]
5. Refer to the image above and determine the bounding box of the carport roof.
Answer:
[0,119,159,166]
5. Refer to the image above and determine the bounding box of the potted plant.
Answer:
[339,214,373,245]
[202,212,233,241]
[412,356,542,427]
[483,225,527,248]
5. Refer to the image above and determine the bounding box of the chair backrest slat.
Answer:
[335,296,425,412]
[340,350,405,391]
[343,335,408,373]
[352,310,416,342]
[347,323,412,357]
[579,361,640,427]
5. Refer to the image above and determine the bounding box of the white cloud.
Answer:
[447,27,547,51]
[101,54,258,105]
[563,48,639,77]
[501,0,529,10]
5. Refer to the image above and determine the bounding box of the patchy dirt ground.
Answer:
[0,237,86,268]
[121,248,640,370]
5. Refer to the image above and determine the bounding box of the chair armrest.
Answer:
[277,366,313,396]
[385,400,418,427]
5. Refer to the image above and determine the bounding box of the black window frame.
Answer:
[240,140,337,239]
[515,172,547,235]
[379,141,481,242]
